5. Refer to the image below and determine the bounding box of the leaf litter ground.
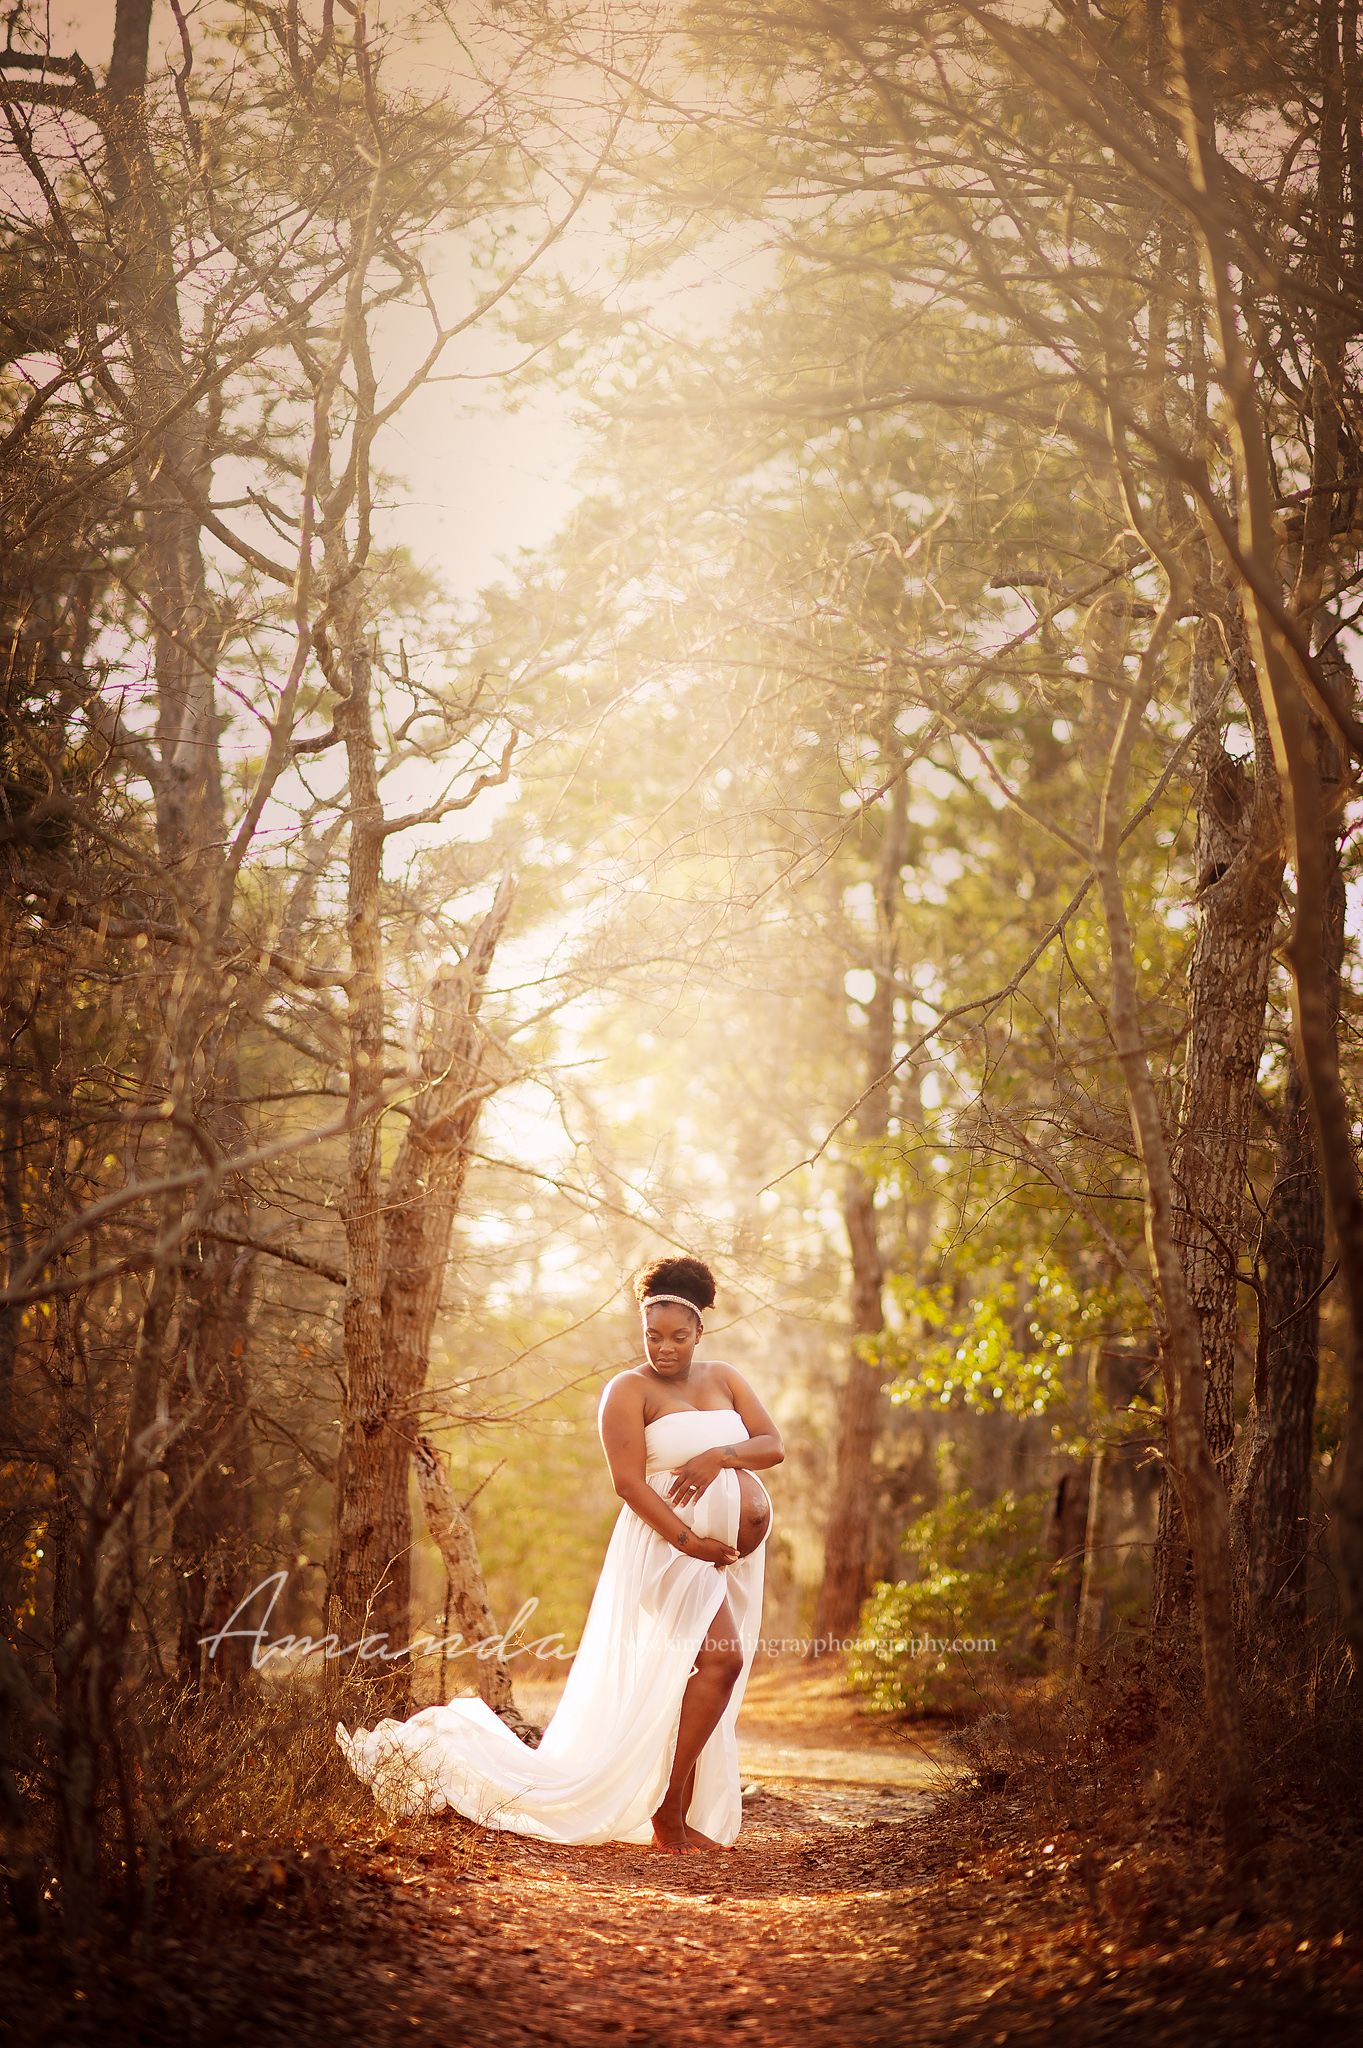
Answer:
[3,1659,1360,2046]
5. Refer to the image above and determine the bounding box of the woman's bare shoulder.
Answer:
[711,1363,780,1430]
[696,1359,749,1402]
[598,1369,648,1422]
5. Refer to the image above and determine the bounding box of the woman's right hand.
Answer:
[683,1533,739,1568]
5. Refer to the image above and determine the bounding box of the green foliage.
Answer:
[849,1486,1050,1713]
[879,1260,1122,1419]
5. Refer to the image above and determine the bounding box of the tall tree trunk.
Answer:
[1090,662,1250,1848]
[1172,1,1363,1666]
[106,0,224,889]
[1144,14,1283,1646]
[328,838,515,1685]
[105,0,245,1685]
[371,877,517,1673]
[327,616,390,1675]
[1246,741,1347,1626]
[320,157,509,1695]
[1243,4,1353,1641]
[1153,612,1283,1635]
[812,741,908,1646]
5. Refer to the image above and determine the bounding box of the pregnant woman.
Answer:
[336,1256,783,1853]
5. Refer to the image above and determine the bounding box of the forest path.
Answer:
[732,1652,944,1825]
[521,1650,944,1826]
[306,1658,1355,2048]
[11,1662,1359,2047]
[357,1657,1354,2048]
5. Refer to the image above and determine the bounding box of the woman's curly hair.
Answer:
[632,1255,716,1316]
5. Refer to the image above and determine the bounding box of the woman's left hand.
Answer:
[667,1449,726,1506]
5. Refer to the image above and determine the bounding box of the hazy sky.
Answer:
[29,1,590,603]
[21,4,767,612]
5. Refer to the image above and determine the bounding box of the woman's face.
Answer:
[643,1305,700,1376]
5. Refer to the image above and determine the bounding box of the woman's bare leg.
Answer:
[652,1597,743,1854]
[676,1490,766,1847]
[679,1759,732,1852]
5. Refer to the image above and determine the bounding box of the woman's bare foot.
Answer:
[683,1824,731,1852]
[651,1809,699,1854]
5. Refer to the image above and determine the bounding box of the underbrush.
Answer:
[847,1487,1050,1713]
[4,1671,488,1953]
[932,1631,1363,1929]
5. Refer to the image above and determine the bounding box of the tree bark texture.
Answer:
[1245,753,1347,1626]
[1090,665,1250,1846]
[1251,661,1363,1669]
[165,1230,258,1686]
[812,745,909,1645]
[101,0,245,1692]
[1153,611,1283,1635]
[1240,5,1351,1639]
[328,858,515,1681]
[413,1435,539,1743]
[106,1,225,890]
[328,620,392,1672]
[1173,0,1363,1667]
[1044,1464,1091,1663]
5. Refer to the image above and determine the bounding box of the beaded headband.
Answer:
[639,1292,705,1328]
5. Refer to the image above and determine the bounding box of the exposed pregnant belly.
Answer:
[733,1469,771,1558]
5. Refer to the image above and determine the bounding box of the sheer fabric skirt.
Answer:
[336,1413,767,1846]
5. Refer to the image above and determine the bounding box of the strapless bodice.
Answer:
[643,1407,748,1475]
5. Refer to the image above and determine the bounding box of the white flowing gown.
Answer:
[335,1407,769,1846]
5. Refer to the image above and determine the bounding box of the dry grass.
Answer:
[5,1668,498,1955]
[930,1630,1363,1944]
[140,1676,377,1845]
[942,1634,1360,1815]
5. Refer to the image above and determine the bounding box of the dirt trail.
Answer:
[514,1656,943,1830]
[6,1660,1361,2046]
[732,1656,942,1825]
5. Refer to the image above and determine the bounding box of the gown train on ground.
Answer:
[335,1408,768,1846]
